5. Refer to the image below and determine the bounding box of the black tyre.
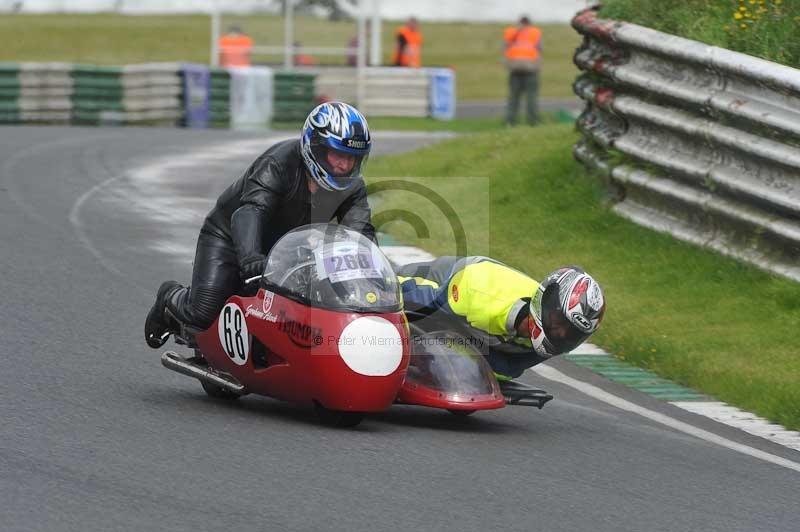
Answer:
[201,380,241,400]
[448,409,476,417]
[314,403,366,428]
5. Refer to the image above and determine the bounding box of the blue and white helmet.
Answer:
[300,101,371,191]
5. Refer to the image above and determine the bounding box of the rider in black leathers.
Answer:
[145,102,375,347]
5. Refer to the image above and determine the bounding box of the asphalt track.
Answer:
[1,126,798,532]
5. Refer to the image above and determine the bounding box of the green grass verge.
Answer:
[272,110,577,133]
[600,0,800,68]
[367,124,800,430]
[0,14,581,100]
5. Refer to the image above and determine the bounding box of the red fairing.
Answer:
[194,289,409,413]
[397,381,505,412]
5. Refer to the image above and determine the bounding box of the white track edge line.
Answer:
[532,364,800,474]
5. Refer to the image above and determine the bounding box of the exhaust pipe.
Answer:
[161,351,246,395]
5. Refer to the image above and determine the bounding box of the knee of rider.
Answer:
[189,286,229,329]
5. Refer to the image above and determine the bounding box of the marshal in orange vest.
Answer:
[218,30,254,68]
[392,18,423,68]
[503,24,542,70]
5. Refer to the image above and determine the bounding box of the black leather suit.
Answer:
[169,139,376,329]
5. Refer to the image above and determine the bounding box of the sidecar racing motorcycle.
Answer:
[160,224,551,427]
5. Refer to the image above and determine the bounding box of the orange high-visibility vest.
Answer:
[218,34,254,67]
[393,26,422,67]
[504,26,541,62]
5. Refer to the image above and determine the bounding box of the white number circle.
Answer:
[217,303,250,366]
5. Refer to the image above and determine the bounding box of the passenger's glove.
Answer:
[240,254,267,283]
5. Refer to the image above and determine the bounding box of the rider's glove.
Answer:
[240,254,267,283]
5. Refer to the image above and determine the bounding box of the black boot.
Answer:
[144,281,182,348]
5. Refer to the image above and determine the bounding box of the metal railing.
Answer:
[571,7,800,281]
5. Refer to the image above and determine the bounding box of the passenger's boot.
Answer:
[144,281,183,348]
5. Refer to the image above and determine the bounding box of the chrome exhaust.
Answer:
[161,351,246,395]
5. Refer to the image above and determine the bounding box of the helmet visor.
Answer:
[541,285,590,354]
[312,144,369,181]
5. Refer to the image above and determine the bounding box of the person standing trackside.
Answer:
[392,17,422,68]
[504,16,542,126]
[218,25,254,67]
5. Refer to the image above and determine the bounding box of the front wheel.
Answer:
[314,403,366,428]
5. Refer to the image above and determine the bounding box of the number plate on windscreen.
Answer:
[315,243,382,283]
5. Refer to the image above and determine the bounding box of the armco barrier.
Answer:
[571,7,800,281]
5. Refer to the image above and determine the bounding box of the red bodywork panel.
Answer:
[194,289,410,413]
[397,379,506,412]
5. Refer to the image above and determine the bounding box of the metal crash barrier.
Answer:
[571,7,800,281]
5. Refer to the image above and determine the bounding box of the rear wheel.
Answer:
[314,403,366,428]
[448,409,476,417]
[201,380,241,400]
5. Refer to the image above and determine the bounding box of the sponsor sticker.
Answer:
[314,243,381,284]
[277,310,323,348]
[345,139,367,149]
[245,304,278,322]
[262,290,275,313]
[451,284,459,302]
[571,312,592,332]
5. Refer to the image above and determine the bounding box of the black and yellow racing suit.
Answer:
[397,256,548,379]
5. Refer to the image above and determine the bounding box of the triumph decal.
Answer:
[218,303,250,366]
[277,310,323,348]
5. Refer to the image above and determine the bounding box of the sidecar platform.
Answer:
[499,380,553,409]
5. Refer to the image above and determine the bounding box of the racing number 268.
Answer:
[331,253,371,272]
[222,306,246,361]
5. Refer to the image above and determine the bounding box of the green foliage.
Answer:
[368,124,800,429]
[600,0,800,67]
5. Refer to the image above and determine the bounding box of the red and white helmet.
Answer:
[529,266,605,358]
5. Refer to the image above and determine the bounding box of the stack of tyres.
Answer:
[70,63,182,126]
[0,64,19,123]
[209,68,231,127]
[273,71,316,124]
[70,65,126,125]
